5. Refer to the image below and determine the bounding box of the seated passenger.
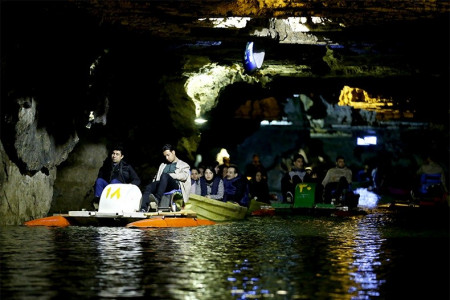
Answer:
[198,166,224,200]
[248,171,271,204]
[357,164,372,183]
[92,145,141,209]
[140,144,191,212]
[217,164,228,179]
[190,167,201,195]
[321,156,352,203]
[223,164,250,207]
[245,154,267,181]
[415,154,448,196]
[281,153,307,203]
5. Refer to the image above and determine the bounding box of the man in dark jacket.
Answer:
[93,146,141,208]
[223,164,249,207]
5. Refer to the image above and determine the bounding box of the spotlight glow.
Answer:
[195,118,207,124]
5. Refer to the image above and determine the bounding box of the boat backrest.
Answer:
[294,183,316,208]
[98,184,142,213]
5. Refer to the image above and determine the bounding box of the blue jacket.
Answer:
[223,175,249,207]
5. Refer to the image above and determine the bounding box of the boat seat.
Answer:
[98,184,142,213]
[158,189,183,212]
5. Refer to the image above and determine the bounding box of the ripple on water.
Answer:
[0,212,448,299]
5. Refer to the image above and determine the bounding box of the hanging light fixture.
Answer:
[244,41,265,73]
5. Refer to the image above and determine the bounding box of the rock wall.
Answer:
[49,143,108,214]
[0,97,79,225]
[0,142,56,225]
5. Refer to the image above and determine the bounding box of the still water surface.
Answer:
[1,210,448,299]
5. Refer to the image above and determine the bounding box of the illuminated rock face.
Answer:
[338,86,414,121]
[184,63,272,117]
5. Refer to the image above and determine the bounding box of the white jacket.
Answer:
[154,159,191,203]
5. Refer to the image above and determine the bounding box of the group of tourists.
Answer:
[91,143,448,212]
[189,153,274,207]
[91,144,263,212]
[281,153,354,204]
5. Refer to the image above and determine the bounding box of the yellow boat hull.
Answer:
[184,194,248,221]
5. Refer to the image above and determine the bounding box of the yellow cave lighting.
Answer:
[338,85,413,120]
[216,148,230,165]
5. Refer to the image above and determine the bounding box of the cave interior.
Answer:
[2,1,449,189]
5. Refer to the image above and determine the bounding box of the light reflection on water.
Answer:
[354,187,380,208]
[96,228,145,298]
[0,212,448,299]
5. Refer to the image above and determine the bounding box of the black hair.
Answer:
[112,145,124,155]
[336,156,345,162]
[204,165,216,174]
[162,144,174,152]
[218,164,228,175]
[293,153,305,162]
[228,164,240,174]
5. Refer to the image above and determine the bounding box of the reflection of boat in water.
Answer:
[271,183,366,216]
[184,194,248,221]
[24,184,215,228]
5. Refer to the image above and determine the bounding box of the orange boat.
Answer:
[24,211,216,228]
[24,184,216,228]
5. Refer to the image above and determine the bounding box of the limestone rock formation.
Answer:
[1,96,79,225]
[0,142,56,225]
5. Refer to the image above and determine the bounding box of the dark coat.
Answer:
[223,175,249,206]
[97,159,141,186]
[248,179,270,204]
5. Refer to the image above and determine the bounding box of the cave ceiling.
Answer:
[74,0,449,76]
[4,0,449,110]
[72,0,450,113]
[2,0,449,161]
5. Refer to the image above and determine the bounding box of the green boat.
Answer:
[271,182,365,216]
[184,194,248,221]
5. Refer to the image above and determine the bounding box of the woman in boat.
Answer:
[198,165,224,200]
[248,170,271,204]
[245,154,267,181]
